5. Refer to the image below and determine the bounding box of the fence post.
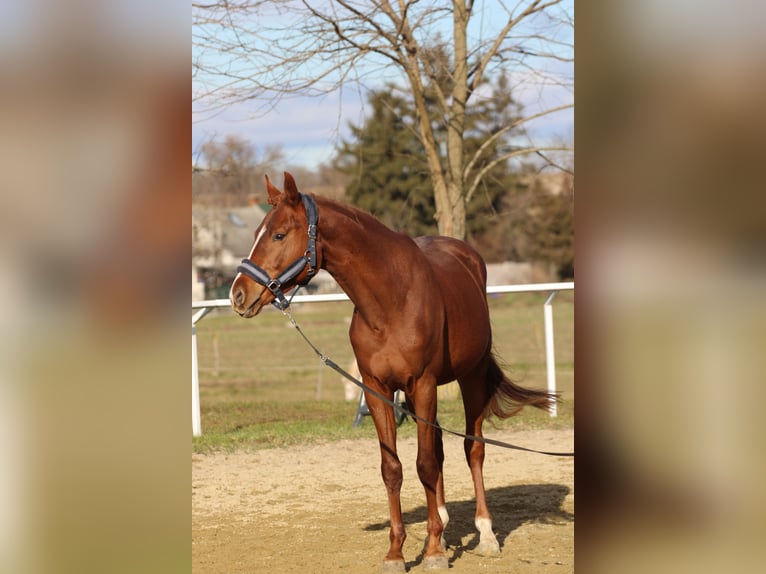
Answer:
[192,307,211,437]
[543,291,558,417]
[192,324,202,436]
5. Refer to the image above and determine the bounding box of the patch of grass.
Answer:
[193,292,573,453]
[192,398,574,454]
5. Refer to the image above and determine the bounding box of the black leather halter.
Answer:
[236,193,319,310]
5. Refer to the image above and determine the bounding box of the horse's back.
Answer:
[414,236,487,289]
[414,236,492,379]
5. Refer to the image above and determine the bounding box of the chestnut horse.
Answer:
[230,173,553,571]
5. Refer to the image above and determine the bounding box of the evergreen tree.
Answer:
[474,170,574,277]
[335,75,520,243]
[335,86,435,236]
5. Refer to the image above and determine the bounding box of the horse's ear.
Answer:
[283,171,301,206]
[265,174,281,206]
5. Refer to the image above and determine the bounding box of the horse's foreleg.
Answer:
[412,381,449,569]
[365,384,407,572]
[406,395,448,553]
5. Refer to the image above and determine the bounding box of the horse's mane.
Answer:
[314,195,407,240]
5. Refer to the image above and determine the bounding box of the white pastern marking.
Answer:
[475,517,494,538]
[438,505,449,528]
[438,505,450,550]
[475,516,500,555]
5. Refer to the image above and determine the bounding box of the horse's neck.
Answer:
[318,200,413,321]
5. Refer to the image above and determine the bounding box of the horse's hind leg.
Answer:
[434,420,448,552]
[458,362,501,556]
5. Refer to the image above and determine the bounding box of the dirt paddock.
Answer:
[192,428,574,573]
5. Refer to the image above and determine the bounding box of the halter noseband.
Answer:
[236,193,319,311]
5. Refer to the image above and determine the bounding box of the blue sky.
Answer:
[192,1,573,170]
[193,85,373,170]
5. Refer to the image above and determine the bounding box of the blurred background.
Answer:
[0,1,188,572]
[0,1,764,573]
[576,1,766,572]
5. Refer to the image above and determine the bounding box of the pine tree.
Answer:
[334,75,520,243]
[335,86,435,236]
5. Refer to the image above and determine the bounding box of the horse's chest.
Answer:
[349,316,435,382]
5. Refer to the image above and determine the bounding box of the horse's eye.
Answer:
[273,233,286,241]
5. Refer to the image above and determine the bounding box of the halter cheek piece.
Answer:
[236,193,319,311]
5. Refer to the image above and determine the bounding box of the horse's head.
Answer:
[230,172,319,317]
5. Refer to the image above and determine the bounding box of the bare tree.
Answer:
[193,1,573,238]
[193,135,285,206]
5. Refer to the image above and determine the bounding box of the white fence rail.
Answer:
[191,282,573,436]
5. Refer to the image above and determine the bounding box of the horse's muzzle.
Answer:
[230,281,265,318]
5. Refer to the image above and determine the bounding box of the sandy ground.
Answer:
[192,428,574,573]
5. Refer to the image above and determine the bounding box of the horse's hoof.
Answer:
[423,554,449,570]
[381,559,406,573]
[477,539,501,557]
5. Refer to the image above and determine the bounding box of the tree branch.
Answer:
[303,1,404,67]
[465,145,572,203]
[467,0,563,97]
[463,103,573,181]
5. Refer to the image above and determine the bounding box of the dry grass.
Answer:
[192,292,573,453]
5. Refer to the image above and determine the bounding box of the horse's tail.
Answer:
[483,354,558,419]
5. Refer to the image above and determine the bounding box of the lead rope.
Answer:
[280,300,574,457]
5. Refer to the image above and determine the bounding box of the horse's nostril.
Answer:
[232,286,244,306]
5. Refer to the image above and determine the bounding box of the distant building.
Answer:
[192,204,268,299]
[193,203,267,271]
